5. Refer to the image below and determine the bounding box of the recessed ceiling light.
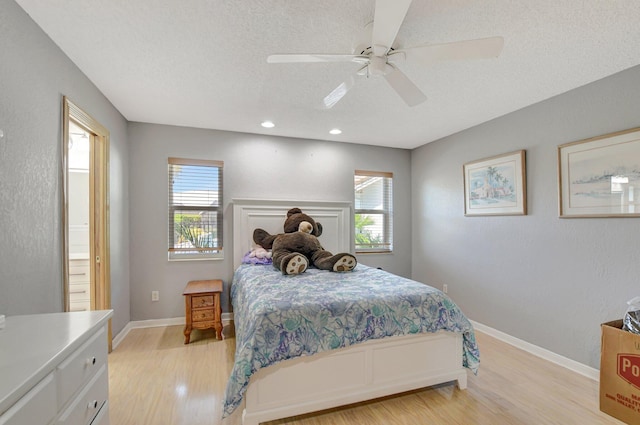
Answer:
[261,121,275,128]
[329,128,342,135]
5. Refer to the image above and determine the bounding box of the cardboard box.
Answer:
[600,320,640,424]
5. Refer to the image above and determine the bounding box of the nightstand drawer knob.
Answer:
[88,400,98,409]
[86,356,96,366]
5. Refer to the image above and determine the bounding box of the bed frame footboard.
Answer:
[242,331,466,425]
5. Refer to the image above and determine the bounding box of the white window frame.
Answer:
[168,157,223,261]
[354,170,393,253]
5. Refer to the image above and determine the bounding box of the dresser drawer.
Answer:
[0,373,56,425]
[90,400,109,425]
[57,327,107,409]
[69,301,91,312]
[192,295,214,308]
[56,364,108,425]
[69,282,91,311]
[69,283,90,302]
[69,264,90,284]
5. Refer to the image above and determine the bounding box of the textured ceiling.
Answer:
[15,0,640,149]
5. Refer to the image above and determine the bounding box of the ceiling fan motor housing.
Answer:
[369,55,389,76]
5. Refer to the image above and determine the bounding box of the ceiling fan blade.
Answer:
[371,0,413,56]
[322,76,357,109]
[267,54,367,64]
[384,67,427,107]
[398,36,504,65]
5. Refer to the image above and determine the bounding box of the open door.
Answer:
[62,96,112,351]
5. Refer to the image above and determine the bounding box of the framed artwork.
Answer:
[463,150,527,216]
[558,127,640,218]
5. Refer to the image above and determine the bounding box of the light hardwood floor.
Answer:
[108,325,623,425]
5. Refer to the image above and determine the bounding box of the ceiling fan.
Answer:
[267,0,504,108]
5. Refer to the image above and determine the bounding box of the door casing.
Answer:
[62,96,112,350]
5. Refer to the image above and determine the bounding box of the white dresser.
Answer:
[0,310,112,425]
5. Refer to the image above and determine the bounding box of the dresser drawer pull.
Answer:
[70,272,87,276]
[70,289,87,294]
[88,400,99,409]
[86,356,97,366]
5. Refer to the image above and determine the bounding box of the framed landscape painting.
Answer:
[558,127,640,218]
[463,150,527,216]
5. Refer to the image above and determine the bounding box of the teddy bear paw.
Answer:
[285,254,308,275]
[333,255,357,272]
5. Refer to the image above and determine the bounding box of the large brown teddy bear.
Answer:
[253,208,357,275]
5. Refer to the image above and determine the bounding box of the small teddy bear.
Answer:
[249,245,272,259]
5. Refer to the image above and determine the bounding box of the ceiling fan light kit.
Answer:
[267,0,504,109]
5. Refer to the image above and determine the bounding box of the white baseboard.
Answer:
[471,320,599,381]
[112,313,234,350]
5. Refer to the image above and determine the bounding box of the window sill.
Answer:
[167,255,224,262]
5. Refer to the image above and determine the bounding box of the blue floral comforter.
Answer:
[222,264,480,417]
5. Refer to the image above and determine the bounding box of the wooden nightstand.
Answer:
[183,279,223,344]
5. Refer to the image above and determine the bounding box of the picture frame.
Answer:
[463,150,527,216]
[558,127,640,218]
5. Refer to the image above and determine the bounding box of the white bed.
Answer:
[230,199,471,425]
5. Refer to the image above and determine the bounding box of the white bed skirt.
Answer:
[242,330,467,425]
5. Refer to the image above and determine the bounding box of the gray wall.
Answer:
[0,1,131,335]
[8,0,636,371]
[411,65,640,369]
[128,123,411,319]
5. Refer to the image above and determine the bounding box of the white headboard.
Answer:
[232,199,353,269]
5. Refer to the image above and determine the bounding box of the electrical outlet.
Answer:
[442,284,448,294]
[151,291,159,302]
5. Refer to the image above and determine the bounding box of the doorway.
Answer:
[67,121,92,311]
[62,96,112,348]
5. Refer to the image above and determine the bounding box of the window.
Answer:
[354,170,393,253]
[168,158,223,260]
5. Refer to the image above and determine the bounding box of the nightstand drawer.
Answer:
[192,295,214,308]
[192,320,216,329]
[192,309,214,322]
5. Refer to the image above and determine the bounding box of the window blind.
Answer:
[168,158,223,259]
[354,170,393,253]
